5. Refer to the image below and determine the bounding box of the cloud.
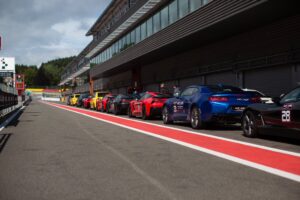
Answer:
[0,0,110,66]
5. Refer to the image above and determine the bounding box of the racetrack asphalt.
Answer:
[0,100,299,200]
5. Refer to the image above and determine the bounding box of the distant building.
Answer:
[59,0,300,97]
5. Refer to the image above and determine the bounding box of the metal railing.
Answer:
[0,83,18,115]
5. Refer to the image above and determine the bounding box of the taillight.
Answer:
[250,97,261,103]
[209,96,228,102]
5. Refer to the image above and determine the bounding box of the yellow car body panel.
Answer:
[70,94,80,106]
[90,91,109,109]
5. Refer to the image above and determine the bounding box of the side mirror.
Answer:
[272,97,281,105]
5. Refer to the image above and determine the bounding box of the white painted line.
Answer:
[43,102,300,182]
[42,101,300,157]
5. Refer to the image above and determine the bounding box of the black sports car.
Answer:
[76,93,89,107]
[242,87,300,138]
[110,94,135,115]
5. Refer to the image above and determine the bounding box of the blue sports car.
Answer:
[162,84,261,129]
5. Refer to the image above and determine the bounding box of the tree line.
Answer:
[16,56,75,87]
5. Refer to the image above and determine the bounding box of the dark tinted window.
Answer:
[280,87,300,103]
[140,93,152,100]
[208,85,243,93]
[181,88,195,96]
[244,91,264,97]
[155,93,171,98]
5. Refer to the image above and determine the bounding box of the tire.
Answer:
[162,106,172,124]
[242,111,259,137]
[128,107,133,118]
[190,107,205,129]
[114,104,119,115]
[106,104,110,113]
[142,106,149,120]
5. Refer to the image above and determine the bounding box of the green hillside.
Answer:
[16,56,75,87]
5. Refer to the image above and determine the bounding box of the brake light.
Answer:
[250,97,261,103]
[209,96,228,102]
[121,99,129,103]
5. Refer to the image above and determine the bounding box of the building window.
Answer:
[190,0,202,11]
[141,22,147,40]
[161,6,169,29]
[121,36,126,50]
[89,0,209,66]
[202,0,209,5]
[126,33,131,46]
[136,25,141,43]
[169,0,178,24]
[130,30,136,44]
[178,0,189,18]
[146,17,153,37]
[153,12,161,33]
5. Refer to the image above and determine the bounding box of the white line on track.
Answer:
[43,101,300,182]
[44,101,300,157]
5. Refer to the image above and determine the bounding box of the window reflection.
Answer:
[89,0,212,66]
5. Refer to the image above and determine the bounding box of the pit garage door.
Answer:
[118,87,127,95]
[180,76,204,89]
[144,83,159,92]
[206,72,237,86]
[111,89,119,94]
[244,65,292,97]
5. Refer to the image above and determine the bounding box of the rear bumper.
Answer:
[119,103,130,113]
[208,114,242,123]
[150,107,163,116]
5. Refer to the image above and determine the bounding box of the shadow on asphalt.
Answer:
[6,109,24,128]
[0,133,12,153]
[257,134,300,146]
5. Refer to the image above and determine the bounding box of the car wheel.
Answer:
[114,104,119,115]
[242,111,258,137]
[191,107,204,129]
[128,107,133,118]
[162,106,172,124]
[142,106,149,120]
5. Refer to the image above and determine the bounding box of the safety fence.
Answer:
[0,83,18,117]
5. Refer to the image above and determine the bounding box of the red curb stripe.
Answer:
[49,103,300,176]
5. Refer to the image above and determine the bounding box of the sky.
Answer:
[0,0,110,66]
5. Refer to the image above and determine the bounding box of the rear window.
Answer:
[208,85,243,93]
[121,95,133,99]
[155,93,171,98]
[75,94,80,97]
[244,91,264,97]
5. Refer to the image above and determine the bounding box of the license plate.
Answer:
[232,106,246,111]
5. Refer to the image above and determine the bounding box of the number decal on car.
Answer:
[282,110,291,122]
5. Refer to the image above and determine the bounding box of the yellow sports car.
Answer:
[90,91,109,109]
[70,94,80,106]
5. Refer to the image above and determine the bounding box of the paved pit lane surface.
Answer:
[0,101,299,200]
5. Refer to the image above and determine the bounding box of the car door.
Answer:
[172,87,195,121]
[262,87,300,128]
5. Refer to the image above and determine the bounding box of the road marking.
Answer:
[43,101,300,182]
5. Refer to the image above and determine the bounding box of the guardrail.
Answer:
[0,83,18,118]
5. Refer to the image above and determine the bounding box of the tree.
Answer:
[16,56,75,87]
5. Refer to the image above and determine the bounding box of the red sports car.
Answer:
[128,92,171,119]
[83,96,93,109]
[96,94,116,112]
